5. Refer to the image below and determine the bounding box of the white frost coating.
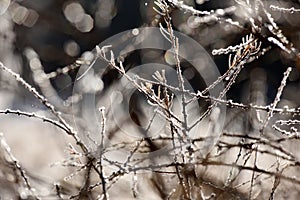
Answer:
[267,37,290,53]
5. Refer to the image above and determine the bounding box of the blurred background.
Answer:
[0,0,300,109]
[1,0,300,199]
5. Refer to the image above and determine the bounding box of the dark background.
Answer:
[7,0,300,105]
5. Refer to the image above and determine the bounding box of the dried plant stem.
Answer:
[0,109,70,134]
[270,5,300,13]
[0,133,40,200]
[160,1,191,198]
[162,2,190,146]
[261,67,292,132]
[98,107,108,200]
[0,62,88,153]
[138,75,300,115]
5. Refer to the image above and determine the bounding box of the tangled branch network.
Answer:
[0,0,300,199]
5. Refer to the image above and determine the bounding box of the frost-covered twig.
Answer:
[0,109,70,134]
[273,119,300,136]
[261,67,292,132]
[0,133,40,199]
[0,61,88,153]
[212,34,257,55]
[98,106,108,200]
[270,5,300,13]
